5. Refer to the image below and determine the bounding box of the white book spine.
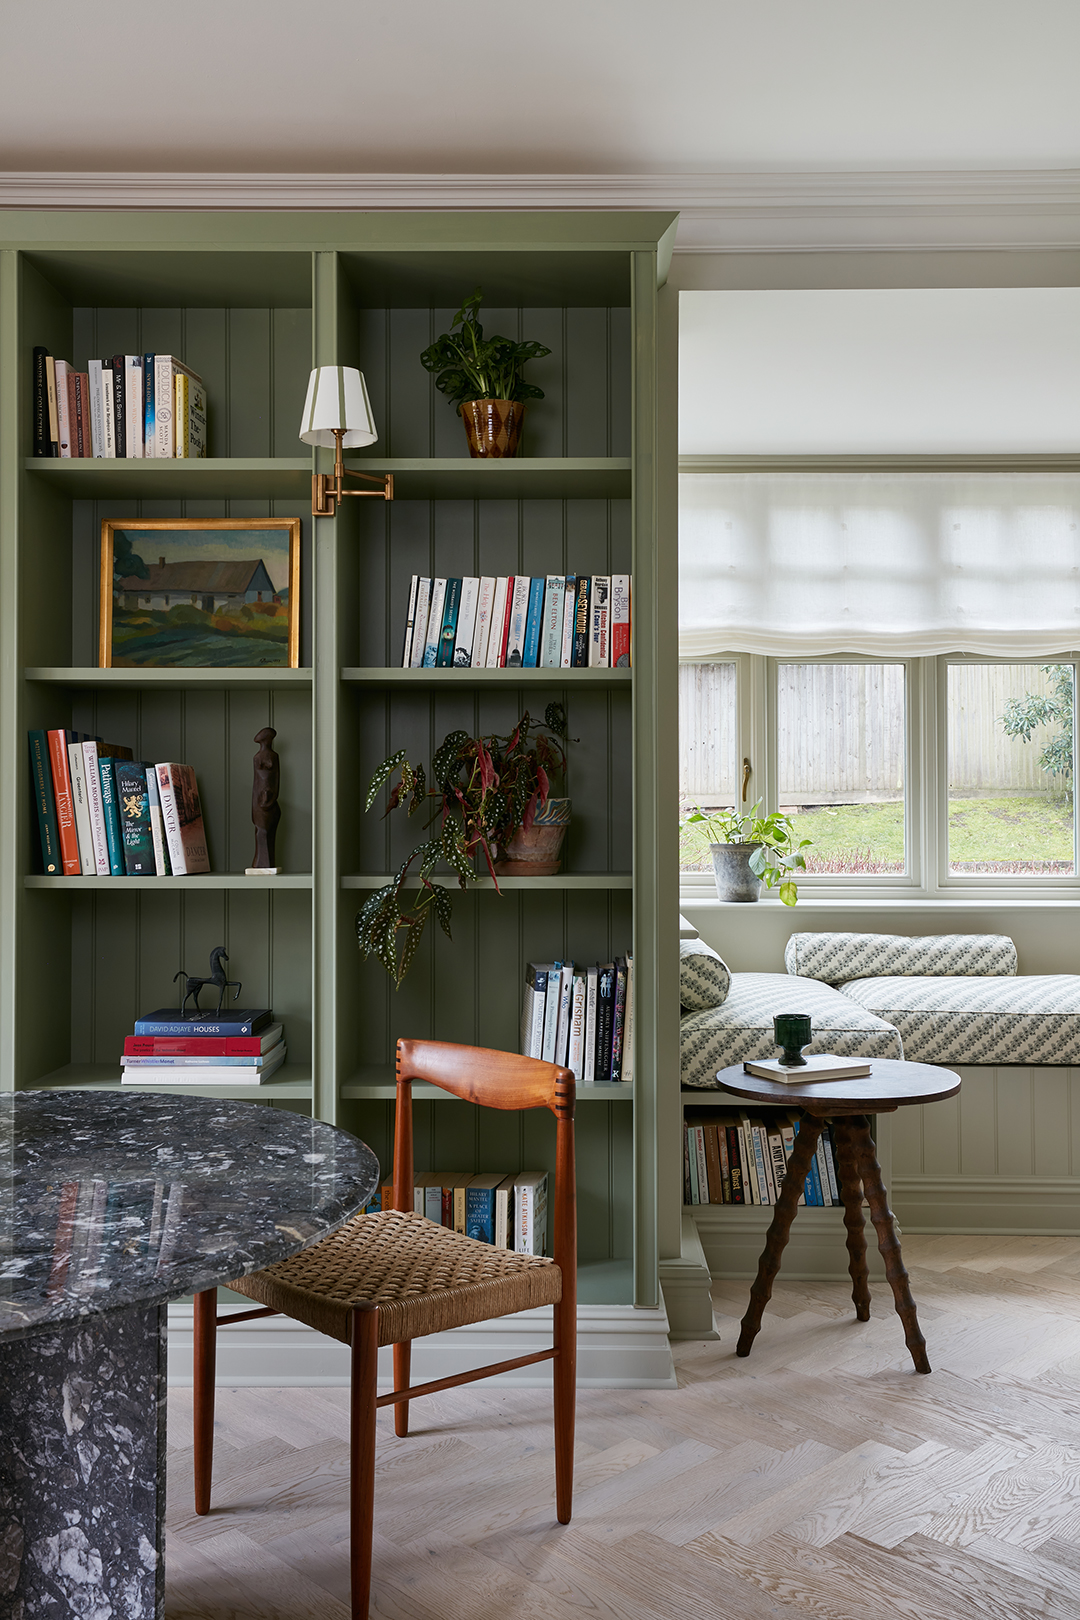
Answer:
[695,1127,709,1202]
[529,970,548,1058]
[55,359,72,457]
[505,576,531,668]
[540,575,564,667]
[554,963,573,1067]
[422,579,446,667]
[560,575,576,666]
[146,767,169,876]
[88,359,106,458]
[453,576,480,667]
[620,955,635,1084]
[588,575,610,666]
[125,357,144,456]
[520,967,545,1058]
[409,579,432,667]
[101,369,117,458]
[154,355,174,457]
[816,1133,835,1206]
[67,743,96,875]
[155,764,187,875]
[739,1119,759,1203]
[486,576,509,667]
[541,963,562,1063]
[81,742,111,876]
[473,576,496,668]
[583,965,598,1085]
[401,574,419,667]
[567,968,587,1081]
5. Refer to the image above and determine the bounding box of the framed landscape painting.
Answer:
[99,518,301,668]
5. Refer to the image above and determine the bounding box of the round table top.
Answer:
[713,1057,962,1114]
[0,1090,380,1344]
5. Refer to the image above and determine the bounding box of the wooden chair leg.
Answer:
[834,1119,871,1322]
[553,1294,576,1524]
[392,1341,411,1437]
[193,1288,217,1515]
[852,1116,931,1375]
[737,1116,822,1357]
[350,1305,380,1620]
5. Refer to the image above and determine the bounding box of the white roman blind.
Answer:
[679,472,1080,659]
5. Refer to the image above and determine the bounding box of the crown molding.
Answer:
[2,169,1080,253]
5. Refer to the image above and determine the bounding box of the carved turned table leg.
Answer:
[834,1117,871,1322]
[851,1113,931,1374]
[736,1117,823,1358]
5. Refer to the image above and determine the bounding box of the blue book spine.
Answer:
[465,1186,496,1244]
[133,1010,270,1036]
[436,578,462,668]
[98,758,126,877]
[114,759,154,875]
[143,355,155,453]
[522,576,544,667]
[806,1151,824,1207]
[28,730,62,875]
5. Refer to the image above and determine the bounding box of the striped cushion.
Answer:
[839,975,1080,1065]
[680,972,903,1089]
[785,931,1017,985]
[679,940,732,1011]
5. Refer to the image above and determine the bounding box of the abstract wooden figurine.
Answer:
[247,727,281,875]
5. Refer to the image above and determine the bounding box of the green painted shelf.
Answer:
[25,873,313,890]
[341,1065,633,1101]
[345,457,632,500]
[341,666,631,686]
[23,456,311,498]
[26,667,312,691]
[33,1063,314,1100]
[340,874,633,890]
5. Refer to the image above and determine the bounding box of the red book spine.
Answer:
[124,1034,267,1056]
[47,729,81,875]
[497,575,514,667]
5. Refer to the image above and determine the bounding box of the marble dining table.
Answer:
[0,1089,379,1619]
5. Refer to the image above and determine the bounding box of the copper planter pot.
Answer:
[493,797,571,877]
[460,398,525,458]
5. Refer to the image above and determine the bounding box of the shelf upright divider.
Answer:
[0,248,18,1090]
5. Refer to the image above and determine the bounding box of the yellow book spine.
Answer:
[175,372,188,458]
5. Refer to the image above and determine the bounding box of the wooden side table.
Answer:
[714,1058,961,1374]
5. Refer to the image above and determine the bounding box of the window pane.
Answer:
[679,662,737,870]
[947,664,1075,875]
[776,663,906,875]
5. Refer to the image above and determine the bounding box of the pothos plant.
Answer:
[419,287,552,410]
[681,801,813,907]
[357,703,570,985]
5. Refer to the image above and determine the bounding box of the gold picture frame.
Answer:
[99,518,301,669]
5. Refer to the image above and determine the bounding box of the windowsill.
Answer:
[680,889,1080,911]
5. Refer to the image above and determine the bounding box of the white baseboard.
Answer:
[167,1300,677,1389]
[893,1175,1080,1235]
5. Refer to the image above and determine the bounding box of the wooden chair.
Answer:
[192,1038,576,1618]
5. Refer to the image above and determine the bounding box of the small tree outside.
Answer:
[999,664,1074,801]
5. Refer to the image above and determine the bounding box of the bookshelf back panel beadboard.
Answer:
[358,496,631,670]
[350,306,631,462]
[23,683,312,877]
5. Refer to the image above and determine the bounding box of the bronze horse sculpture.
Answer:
[174,946,243,1015]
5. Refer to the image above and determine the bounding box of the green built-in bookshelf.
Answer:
[0,210,679,1311]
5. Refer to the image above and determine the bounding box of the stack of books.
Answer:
[29,730,209,877]
[32,346,207,459]
[121,1005,286,1086]
[363,1169,548,1254]
[520,956,634,1083]
[401,574,631,669]
[683,1110,843,1208]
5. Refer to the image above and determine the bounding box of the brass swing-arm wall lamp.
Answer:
[299,365,394,516]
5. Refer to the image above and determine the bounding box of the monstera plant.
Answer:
[357,703,569,985]
[419,288,552,456]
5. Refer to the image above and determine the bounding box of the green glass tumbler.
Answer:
[773,1013,812,1067]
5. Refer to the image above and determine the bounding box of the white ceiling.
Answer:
[3,0,1079,175]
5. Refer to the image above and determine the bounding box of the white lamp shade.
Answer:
[299,366,378,448]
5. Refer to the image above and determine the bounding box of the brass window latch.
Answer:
[742,758,752,802]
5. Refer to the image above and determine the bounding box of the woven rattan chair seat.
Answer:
[228,1209,562,1346]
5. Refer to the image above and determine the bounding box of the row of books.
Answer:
[121,1005,283,1085]
[520,956,634,1085]
[29,729,209,877]
[401,574,631,670]
[47,1178,185,1294]
[684,1110,844,1208]
[364,1170,548,1255]
[32,346,207,459]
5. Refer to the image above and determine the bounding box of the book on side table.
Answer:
[743,1054,872,1084]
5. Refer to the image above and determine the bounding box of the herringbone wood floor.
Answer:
[166,1235,1080,1618]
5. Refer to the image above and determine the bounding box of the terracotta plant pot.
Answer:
[709,841,763,903]
[494,797,571,877]
[460,398,525,458]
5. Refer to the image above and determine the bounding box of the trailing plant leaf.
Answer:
[430,883,454,939]
[365,748,407,813]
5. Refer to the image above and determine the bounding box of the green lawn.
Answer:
[680,796,1074,874]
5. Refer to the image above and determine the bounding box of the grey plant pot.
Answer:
[709,841,763,903]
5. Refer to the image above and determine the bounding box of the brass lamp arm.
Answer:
[312,427,393,515]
